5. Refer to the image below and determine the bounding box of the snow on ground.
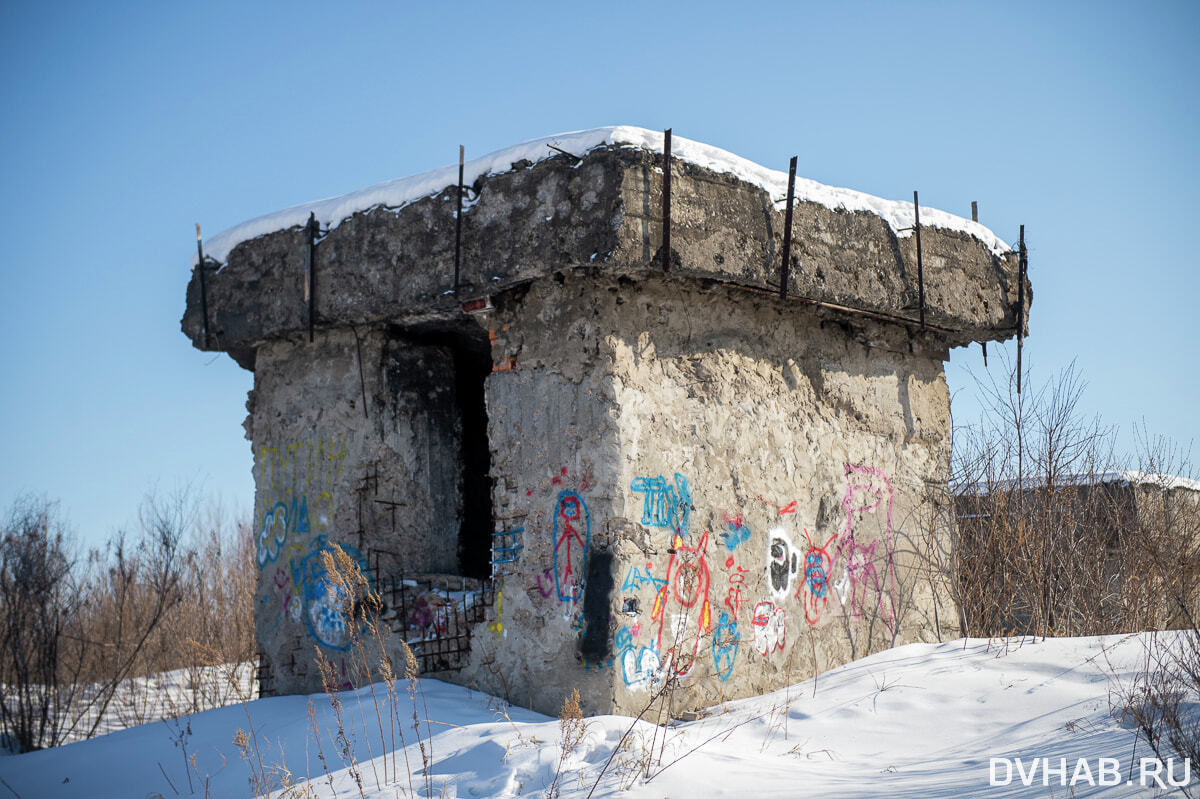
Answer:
[1,634,1189,798]
[196,126,1011,268]
[49,663,258,745]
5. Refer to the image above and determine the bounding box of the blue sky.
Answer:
[1,1,1196,546]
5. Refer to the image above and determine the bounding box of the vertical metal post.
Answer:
[1017,224,1027,394]
[662,128,672,272]
[973,202,982,364]
[195,223,210,350]
[454,145,464,292]
[306,212,319,342]
[1016,224,1027,551]
[352,325,369,420]
[913,191,925,329]
[780,156,797,300]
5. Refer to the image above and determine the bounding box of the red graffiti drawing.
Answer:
[553,491,589,603]
[755,496,798,516]
[651,530,713,676]
[798,528,838,626]
[723,556,750,621]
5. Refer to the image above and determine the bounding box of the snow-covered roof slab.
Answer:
[183,127,1029,365]
[197,126,1012,266]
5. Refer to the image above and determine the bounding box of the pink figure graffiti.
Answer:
[834,464,897,631]
[651,530,713,676]
[840,539,880,618]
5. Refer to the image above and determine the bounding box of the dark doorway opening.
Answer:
[397,321,494,579]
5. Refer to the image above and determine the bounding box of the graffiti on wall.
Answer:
[711,611,739,680]
[650,530,713,677]
[535,567,555,598]
[553,490,590,603]
[834,464,897,631]
[723,555,750,621]
[621,563,666,593]
[298,537,369,651]
[255,437,383,661]
[799,528,838,625]
[487,590,504,636]
[631,473,691,537]
[616,625,662,688]
[606,463,902,687]
[720,512,752,551]
[750,600,786,657]
[767,529,801,602]
[523,466,594,606]
[255,437,345,567]
[491,527,524,574]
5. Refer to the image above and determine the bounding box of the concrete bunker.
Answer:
[183,127,1029,716]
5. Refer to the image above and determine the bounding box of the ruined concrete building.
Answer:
[956,472,1200,635]
[182,127,1029,717]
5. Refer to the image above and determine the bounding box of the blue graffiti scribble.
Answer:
[300,541,370,651]
[630,473,691,537]
[621,565,667,593]
[805,550,829,599]
[256,495,312,566]
[721,518,751,551]
[491,527,524,567]
[712,612,739,681]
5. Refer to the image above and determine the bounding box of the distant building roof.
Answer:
[955,471,1200,496]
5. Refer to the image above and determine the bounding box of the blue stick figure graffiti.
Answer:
[712,611,739,681]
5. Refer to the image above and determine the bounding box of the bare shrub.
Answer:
[0,495,81,752]
[1112,437,1200,790]
[949,355,1198,637]
[547,688,587,799]
[0,488,257,751]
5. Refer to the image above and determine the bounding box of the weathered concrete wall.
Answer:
[450,273,957,717]
[250,328,464,694]
[450,280,628,712]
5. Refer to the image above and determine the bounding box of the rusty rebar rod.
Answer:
[780,156,797,299]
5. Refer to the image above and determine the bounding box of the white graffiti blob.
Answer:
[751,600,787,657]
[616,626,662,690]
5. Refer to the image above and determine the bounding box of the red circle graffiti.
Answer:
[558,495,582,521]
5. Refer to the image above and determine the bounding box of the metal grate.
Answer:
[367,550,494,674]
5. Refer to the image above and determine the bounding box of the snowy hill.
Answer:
[1,634,1190,797]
